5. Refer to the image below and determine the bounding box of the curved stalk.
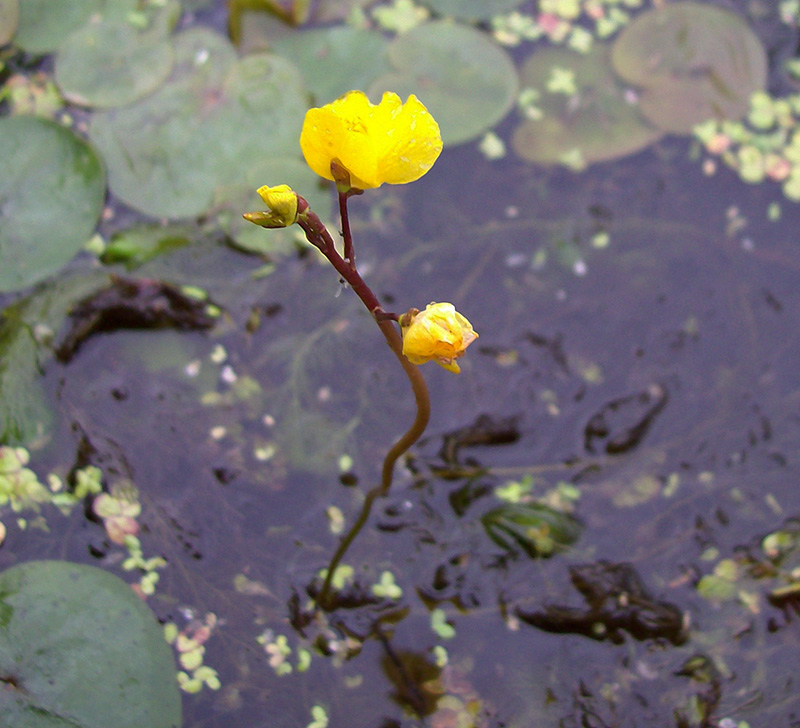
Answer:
[301,194,431,610]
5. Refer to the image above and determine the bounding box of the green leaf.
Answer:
[610,2,767,134]
[512,44,663,167]
[370,20,518,145]
[270,26,390,105]
[55,20,175,109]
[14,0,103,53]
[89,28,308,219]
[0,560,181,728]
[0,116,105,293]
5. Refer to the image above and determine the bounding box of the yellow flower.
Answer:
[243,184,299,228]
[300,90,442,190]
[399,302,478,374]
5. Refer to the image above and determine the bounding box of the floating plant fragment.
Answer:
[369,20,518,145]
[0,446,49,511]
[481,501,581,558]
[512,44,662,167]
[693,91,800,201]
[371,0,429,33]
[93,490,141,544]
[0,116,105,293]
[101,223,196,269]
[0,560,182,728]
[610,2,767,134]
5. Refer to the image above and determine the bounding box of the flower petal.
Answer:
[300,90,441,189]
[375,94,443,185]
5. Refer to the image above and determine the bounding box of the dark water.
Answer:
[4,2,800,727]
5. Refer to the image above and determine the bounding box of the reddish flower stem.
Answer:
[297,197,431,610]
[338,191,355,268]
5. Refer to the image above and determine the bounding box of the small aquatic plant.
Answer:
[245,90,477,608]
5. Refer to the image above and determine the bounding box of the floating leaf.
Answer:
[610,2,767,134]
[14,0,103,53]
[370,20,518,145]
[0,560,182,728]
[270,26,390,104]
[0,116,105,293]
[512,44,662,166]
[419,0,524,21]
[55,20,174,108]
[482,502,582,558]
[90,28,308,219]
[14,0,177,54]
[0,0,19,46]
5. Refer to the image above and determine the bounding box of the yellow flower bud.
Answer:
[300,90,442,190]
[399,302,478,374]
[243,184,299,228]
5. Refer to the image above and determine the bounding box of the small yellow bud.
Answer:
[399,302,478,374]
[243,184,299,228]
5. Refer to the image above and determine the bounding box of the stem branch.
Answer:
[301,195,431,610]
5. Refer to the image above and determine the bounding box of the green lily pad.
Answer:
[482,501,582,558]
[55,20,174,108]
[512,44,663,167]
[369,20,518,145]
[270,26,390,104]
[89,28,307,219]
[419,0,525,21]
[0,0,19,46]
[14,0,177,54]
[610,2,767,134]
[0,116,105,293]
[14,0,103,53]
[0,560,181,728]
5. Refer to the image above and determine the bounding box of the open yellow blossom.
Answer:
[399,302,478,374]
[300,90,442,190]
[243,184,299,228]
